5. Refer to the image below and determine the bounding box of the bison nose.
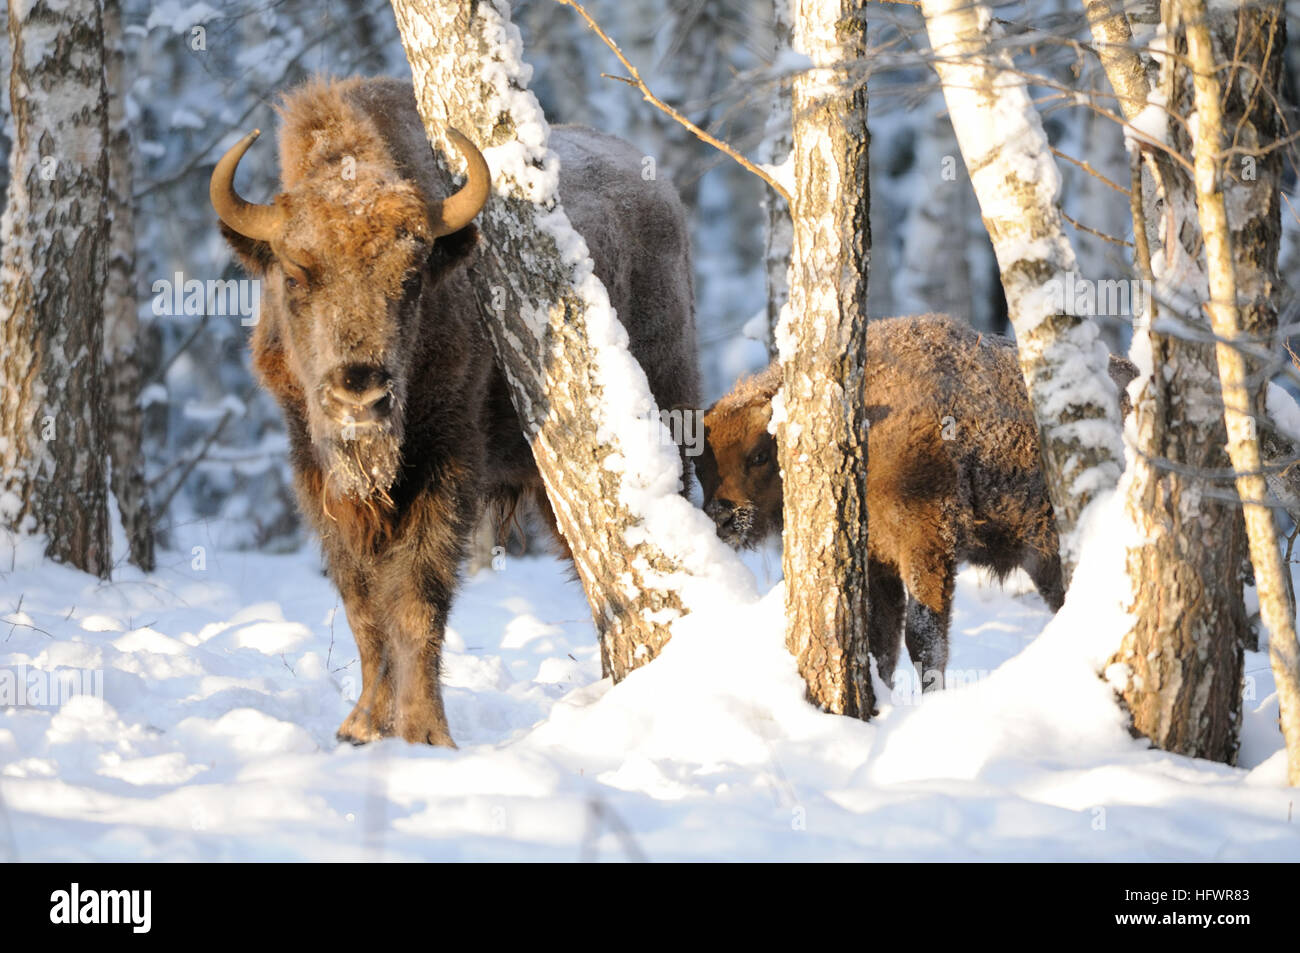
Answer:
[704,498,736,529]
[329,364,393,419]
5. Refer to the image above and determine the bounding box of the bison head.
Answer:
[210,127,489,500]
[697,368,784,548]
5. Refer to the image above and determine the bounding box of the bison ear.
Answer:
[219,221,273,275]
[428,224,479,271]
[757,362,783,403]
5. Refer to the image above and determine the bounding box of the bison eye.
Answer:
[748,449,770,469]
[282,259,310,290]
[401,271,422,299]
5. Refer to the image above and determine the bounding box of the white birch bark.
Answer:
[895,104,974,320]
[0,0,112,577]
[761,0,794,360]
[920,0,1126,580]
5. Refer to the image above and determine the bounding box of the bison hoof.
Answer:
[336,706,384,746]
[396,716,456,748]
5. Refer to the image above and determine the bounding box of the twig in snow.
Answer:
[5,595,53,641]
[579,796,648,863]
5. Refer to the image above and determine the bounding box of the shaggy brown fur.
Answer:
[220,77,699,745]
[698,314,1071,691]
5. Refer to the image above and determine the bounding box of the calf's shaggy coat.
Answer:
[214,77,699,745]
[699,314,1072,690]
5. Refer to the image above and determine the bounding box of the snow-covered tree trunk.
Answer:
[102,0,154,572]
[920,0,1126,581]
[389,0,735,681]
[0,0,112,578]
[1219,1,1291,647]
[0,1,9,207]
[1086,0,1253,763]
[1182,0,1300,784]
[774,0,872,717]
[1085,0,1161,119]
[895,104,974,320]
[760,0,794,360]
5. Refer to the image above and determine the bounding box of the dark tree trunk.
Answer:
[103,0,155,572]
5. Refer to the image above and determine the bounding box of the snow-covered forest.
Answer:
[2,0,1300,864]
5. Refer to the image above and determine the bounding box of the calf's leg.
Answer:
[901,544,956,693]
[867,562,906,689]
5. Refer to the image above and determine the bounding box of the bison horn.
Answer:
[210,129,284,242]
[428,128,490,239]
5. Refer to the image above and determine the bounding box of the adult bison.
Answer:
[212,77,699,746]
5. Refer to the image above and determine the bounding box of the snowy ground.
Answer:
[1,513,1297,861]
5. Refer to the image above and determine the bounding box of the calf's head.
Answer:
[211,125,489,500]
[697,366,784,548]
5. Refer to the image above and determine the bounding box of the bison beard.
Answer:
[319,420,403,504]
[212,77,699,746]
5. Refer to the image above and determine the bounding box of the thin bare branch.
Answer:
[553,0,792,206]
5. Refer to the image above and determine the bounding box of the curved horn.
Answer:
[210,129,283,242]
[428,128,490,239]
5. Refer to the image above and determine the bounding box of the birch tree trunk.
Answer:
[1223,3,1295,646]
[0,0,111,578]
[103,0,154,572]
[895,105,974,320]
[389,0,732,681]
[761,0,794,361]
[0,2,9,207]
[1182,0,1300,784]
[1085,0,1250,762]
[774,0,872,717]
[920,0,1126,581]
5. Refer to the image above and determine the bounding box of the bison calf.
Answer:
[212,77,699,745]
[698,314,1073,692]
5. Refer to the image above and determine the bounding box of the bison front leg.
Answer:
[388,569,456,747]
[383,502,468,747]
[336,622,394,744]
[333,563,395,744]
